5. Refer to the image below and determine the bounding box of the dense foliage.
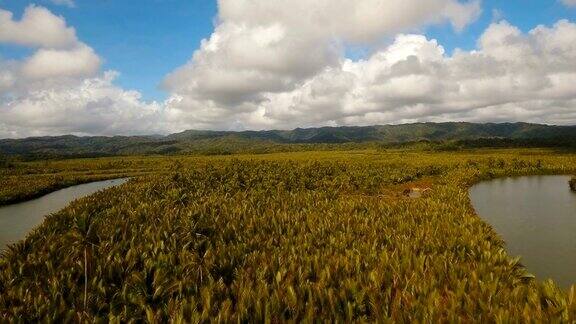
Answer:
[1,149,576,321]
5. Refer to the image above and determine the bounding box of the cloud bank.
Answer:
[1,1,576,138]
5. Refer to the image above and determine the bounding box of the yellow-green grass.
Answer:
[0,149,575,321]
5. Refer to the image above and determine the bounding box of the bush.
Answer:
[0,156,14,169]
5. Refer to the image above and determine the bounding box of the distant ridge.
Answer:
[1,122,576,157]
[167,122,576,143]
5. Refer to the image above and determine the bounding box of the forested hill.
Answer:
[167,122,576,143]
[1,122,576,158]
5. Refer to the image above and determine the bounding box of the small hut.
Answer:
[570,177,576,192]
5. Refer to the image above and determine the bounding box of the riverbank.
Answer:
[0,179,129,250]
[0,156,177,206]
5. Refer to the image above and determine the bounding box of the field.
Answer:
[1,149,576,322]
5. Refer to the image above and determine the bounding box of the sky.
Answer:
[0,0,575,138]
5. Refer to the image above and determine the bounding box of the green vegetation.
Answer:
[2,122,576,158]
[1,149,576,321]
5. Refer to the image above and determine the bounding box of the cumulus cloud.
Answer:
[0,72,167,138]
[0,5,77,48]
[163,22,341,106]
[0,5,101,96]
[217,0,481,42]
[162,0,576,131]
[162,0,487,131]
[20,44,100,80]
[164,0,481,108]
[165,18,576,131]
[0,4,101,97]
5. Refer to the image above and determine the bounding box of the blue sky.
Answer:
[1,0,574,102]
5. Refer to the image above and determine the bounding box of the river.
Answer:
[470,175,576,288]
[0,178,128,251]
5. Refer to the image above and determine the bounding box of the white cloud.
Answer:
[0,59,16,93]
[162,0,484,130]
[162,1,576,131]
[165,19,576,130]
[561,0,576,7]
[0,5,101,95]
[217,0,481,42]
[443,0,482,32]
[0,5,77,48]
[21,44,100,80]
[0,72,166,138]
[164,0,481,107]
[163,22,341,106]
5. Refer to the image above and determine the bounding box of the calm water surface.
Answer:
[0,178,128,250]
[470,175,576,288]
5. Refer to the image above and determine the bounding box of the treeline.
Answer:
[383,137,576,151]
[447,137,576,149]
[2,129,576,161]
[2,122,576,159]
[3,137,576,161]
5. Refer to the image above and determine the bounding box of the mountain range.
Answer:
[1,122,575,158]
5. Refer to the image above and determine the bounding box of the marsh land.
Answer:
[1,148,576,322]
